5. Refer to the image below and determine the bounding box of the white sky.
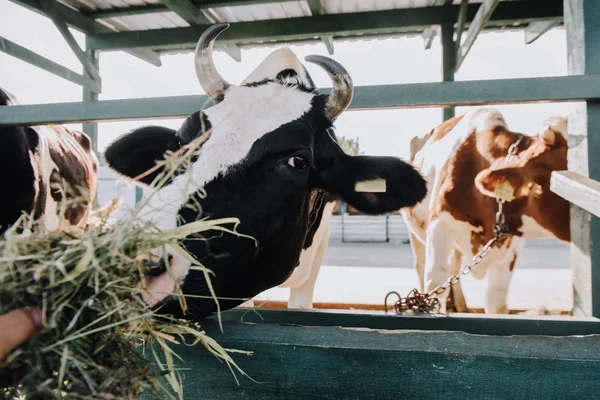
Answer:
[0,1,577,161]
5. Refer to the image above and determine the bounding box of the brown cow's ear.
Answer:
[320,154,427,215]
[103,126,181,186]
[474,167,530,201]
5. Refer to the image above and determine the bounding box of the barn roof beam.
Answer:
[524,18,562,44]
[422,27,437,50]
[84,0,303,19]
[86,1,563,52]
[307,0,334,55]
[455,0,500,72]
[454,0,469,53]
[43,1,102,86]
[160,0,213,25]
[160,0,242,61]
[0,36,101,92]
[421,0,452,49]
[8,0,162,67]
[2,74,598,126]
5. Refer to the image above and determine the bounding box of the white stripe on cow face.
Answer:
[138,82,315,232]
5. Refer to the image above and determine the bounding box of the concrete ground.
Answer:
[252,238,573,312]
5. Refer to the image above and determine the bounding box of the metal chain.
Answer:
[384,136,523,315]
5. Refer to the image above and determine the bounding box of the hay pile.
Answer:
[0,121,251,399]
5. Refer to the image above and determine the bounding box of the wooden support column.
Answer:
[441,22,456,121]
[82,48,100,208]
[564,0,600,317]
[82,49,99,153]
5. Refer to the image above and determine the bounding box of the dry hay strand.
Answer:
[0,109,255,399]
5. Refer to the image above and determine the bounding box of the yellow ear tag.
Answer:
[494,180,515,202]
[355,178,387,193]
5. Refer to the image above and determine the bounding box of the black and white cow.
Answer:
[103,23,427,320]
[0,87,98,234]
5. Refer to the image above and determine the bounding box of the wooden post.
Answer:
[82,49,99,153]
[82,48,100,208]
[564,0,600,317]
[441,22,456,121]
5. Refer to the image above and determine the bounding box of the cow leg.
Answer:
[424,218,454,312]
[446,248,469,313]
[484,238,524,314]
[484,264,513,314]
[408,231,426,292]
[288,210,332,309]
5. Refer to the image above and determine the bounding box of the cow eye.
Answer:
[288,156,308,170]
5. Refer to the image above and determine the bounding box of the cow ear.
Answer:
[324,155,427,215]
[474,167,531,201]
[103,126,181,186]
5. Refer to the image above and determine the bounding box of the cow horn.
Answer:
[305,55,354,121]
[194,23,232,104]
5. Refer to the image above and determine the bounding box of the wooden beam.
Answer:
[217,43,241,61]
[551,171,600,219]
[165,320,600,399]
[0,36,101,92]
[322,35,334,55]
[441,22,455,120]
[564,0,600,318]
[85,0,288,19]
[212,309,600,336]
[86,1,563,51]
[160,0,213,25]
[8,0,162,67]
[421,27,436,49]
[160,0,242,62]
[82,49,99,153]
[307,0,325,16]
[43,1,101,82]
[455,0,469,51]
[455,0,499,71]
[525,18,562,44]
[1,75,599,126]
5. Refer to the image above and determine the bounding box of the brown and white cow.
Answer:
[401,107,570,314]
[0,86,99,234]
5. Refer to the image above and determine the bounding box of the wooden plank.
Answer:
[85,1,563,51]
[160,0,213,25]
[238,300,571,315]
[8,0,162,67]
[147,321,600,399]
[525,18,562,44]
[210,309,600,336]
[564,0,600,318]
[441,21,455,120]
[551,171,600,218]
[0,36,101,92]
[455,0,500,71]
[2,75,600,126]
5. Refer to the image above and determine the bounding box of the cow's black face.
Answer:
[103,23,427,320]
